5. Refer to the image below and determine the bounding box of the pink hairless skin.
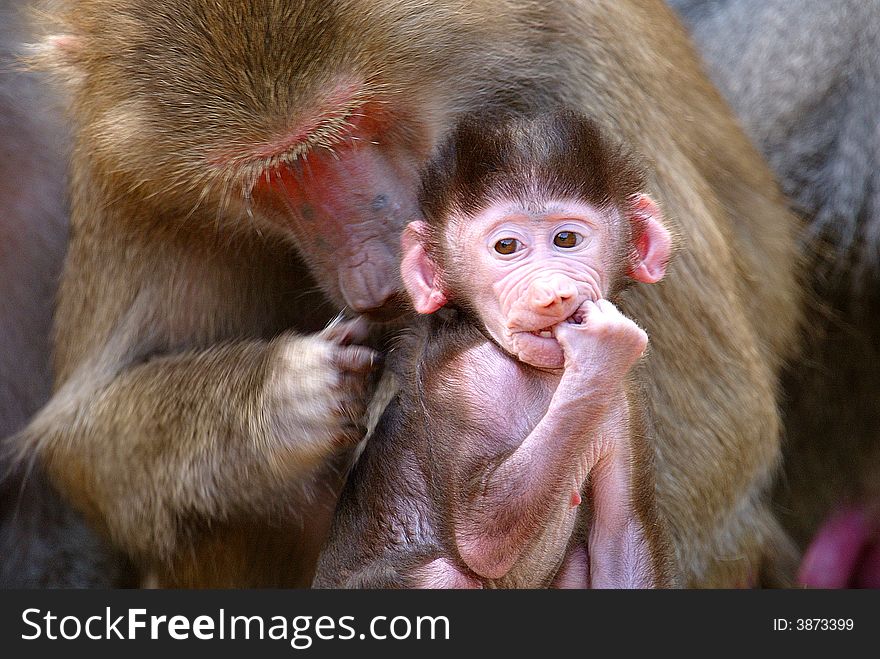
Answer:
[401,196,671,586]
[314,181,677,587]
[799,505,880,588]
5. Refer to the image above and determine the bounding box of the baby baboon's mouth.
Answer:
[566,309,587,325]
[527,310,586,338]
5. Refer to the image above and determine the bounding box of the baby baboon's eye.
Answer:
[553,231,583,248]
[494,238,521,255]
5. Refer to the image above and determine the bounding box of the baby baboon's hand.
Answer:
[554,299,648,385]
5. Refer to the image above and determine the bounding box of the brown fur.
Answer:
[671,0,880,563]
[18,0,801,587]
[419,110,646,227]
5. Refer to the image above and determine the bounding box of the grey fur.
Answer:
[670,0,880,548]
[0,0,128,587]
[670,0,880,277]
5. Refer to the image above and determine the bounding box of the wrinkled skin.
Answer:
[405,195,670,368]
[461,202,613,368]
[314,187,676,588]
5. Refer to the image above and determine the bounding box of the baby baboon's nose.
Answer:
[527,276,578,312]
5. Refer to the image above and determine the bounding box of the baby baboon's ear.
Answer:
[401,221,448,314]
[627,194,672,284]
